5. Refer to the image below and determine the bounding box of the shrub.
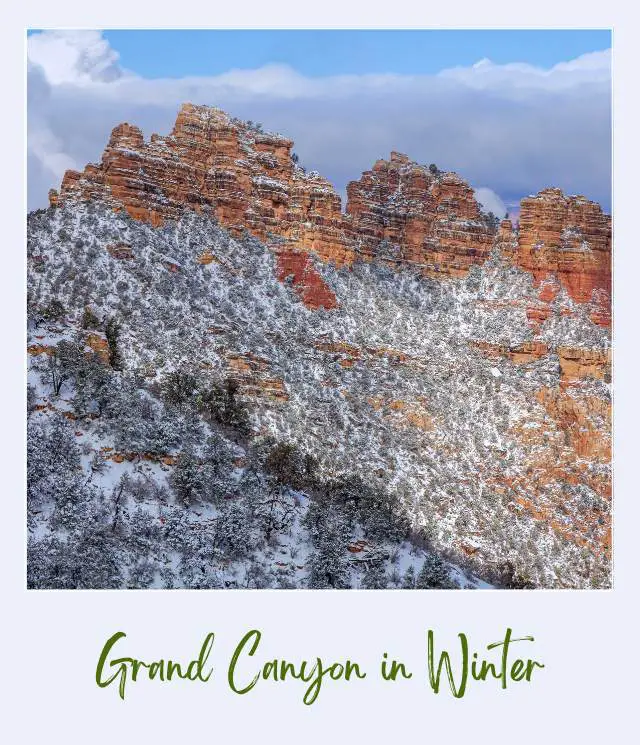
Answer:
[198,378,250,436]
[81,306,100,330]
[264,442,316,490]
[42,299,65,321]
[104,316,124,370]
[162,370,198,409]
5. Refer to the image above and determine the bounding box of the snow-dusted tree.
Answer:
[416,553,455,589]
[42,298,65,321]
[197,378,250,436]
[162,369,198,410]
[28,529,124,589]
[264,441,316,490]
[71,352,112,416]
[178,552,223,589]
[110,473,131,534]
[159,567,177,589]
[308,531,351,589]
[199,432,235,504]
[170,449,205,506]
[27,414,82,512]
[242,467,296,541]
[307,505,351,589]
[216,497,252,559]
[162,508,193,552]
[36,340,74,396]
[81,306,100,330]
[27,385,37,416]
[402,565,417,589]
[104,316,124,370]
[362,561,388,589]
[128,559,156,589]
[497,560,536,589]
[124,507,163,557]
[244,563,271,589]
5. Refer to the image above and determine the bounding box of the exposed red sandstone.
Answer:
[51,103,495,279]
[346,153,495,277]
[225,351,288,402]
[472,340,611,382]
[275,249,338,310]
[472,340,550,366]
[486,380,612,564]
[27,344,55,357]
[52,104,354,264]
[514,188,611,322]
[51,103,610,326]
[106,243,134,260]
[84,332,110,365]
[557,346,611,381]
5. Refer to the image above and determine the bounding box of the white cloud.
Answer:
[27,31,611,214]
[27,30,126,85]
[439,50,611,90]
[473,187,507,218]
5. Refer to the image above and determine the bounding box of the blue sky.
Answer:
[99,30,611,78]
[27,30,612,214]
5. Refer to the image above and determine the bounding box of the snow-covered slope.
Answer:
[26,202,611,588]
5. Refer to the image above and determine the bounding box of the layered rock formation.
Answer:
[346,153,495,277]
[472,341,611,382]
[50,102,611,324]
[514,188,612,325]
[52,104,355,265]
[50,103,496,276]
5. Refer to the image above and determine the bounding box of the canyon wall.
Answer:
[50,102,611,319]
[514,189,612,325]
[50,103,495,275]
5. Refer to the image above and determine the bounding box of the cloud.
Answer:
[27,31,612,215]
[439,50,611,91]
[473,188,507,218]
[27,30,126,85]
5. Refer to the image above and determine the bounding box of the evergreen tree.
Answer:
[265,441,315,490]
[362,561,387,589]
[416,553,455,589]
[402,565,417,589]
[162,369,198,410]
[37,339,86,396]
[28,528,124,589]
[104,316,124,370]
[81,305,100,329]
[27,384,37,416]
[42,298,65,321]
[170,450,205,506]
[27,414,83,512]
[307,514,351,589]
[216,497,252,559]
[198,378,250,436]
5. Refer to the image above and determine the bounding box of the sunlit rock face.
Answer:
[345,153,495,277]
[52,103,353,264]
[52,105,610,327]
[514,188,611,326]
[51,104,495,275]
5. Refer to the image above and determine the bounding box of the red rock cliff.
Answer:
[346,153,494,277]
[51,103,610,320]
[53,104,354,264]
[515,188,611,324]
[51,104,494,276]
